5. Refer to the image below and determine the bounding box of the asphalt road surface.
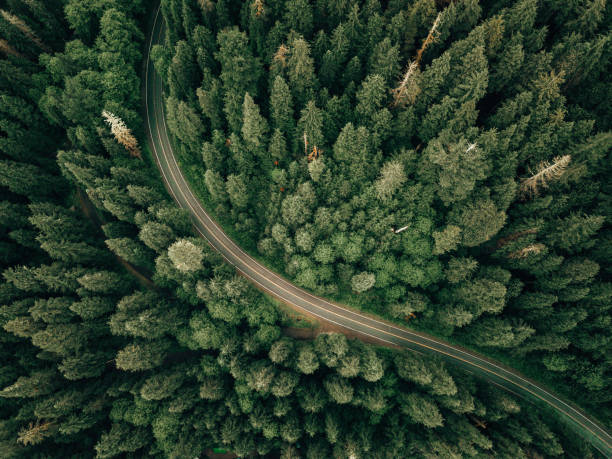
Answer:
[143,3,612,456]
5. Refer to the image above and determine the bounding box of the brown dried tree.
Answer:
[273,43,290,67]
[102,111,142,160]
[392,13,441,107]
[415,13,441,65]
[17,420,55,446]
[252,0,265,17]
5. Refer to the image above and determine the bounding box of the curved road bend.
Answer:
[143,4,612,456]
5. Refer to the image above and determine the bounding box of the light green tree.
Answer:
[168,239,203,273]
[351,272,376,293]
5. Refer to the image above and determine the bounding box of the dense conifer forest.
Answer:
[0,0,610,457]
[158,0,611,428]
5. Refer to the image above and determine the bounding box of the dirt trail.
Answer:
[76,189,157,290]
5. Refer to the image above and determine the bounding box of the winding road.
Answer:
[143,3,612,456]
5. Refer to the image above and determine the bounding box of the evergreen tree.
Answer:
[270,75,294,139]
[242,92,269,154]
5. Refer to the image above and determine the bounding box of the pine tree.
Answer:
[297,100,324,155]
[296,342,319,374]
[269,129,288,163]
[226,174,249,209]
[374,160,406,203]
[433,225,462,255]
[546,213,604,253]
[451,199,506,247]
[270,76,294,139]
[367,37,400,85]
[283,0,314,38]
[0,370,58,398]
[216,27,262,132]
[70,296,115,320]
[286,37,316,109]
[115,339,171,372]
[97,8,143,69]
[0,159,64,199]
[241,92,268,153]
[395,352,433,386]
[355,74,387,123]
[95,423,151,458]
[140,367,187,401]
[399,392,443,428]
[323,375,353,404]
[106,238,154,268]
[164,97,204,155]
[168,40,199,101]
[424,138,488,205]
[204,169,228,203]
[78,270,130,294]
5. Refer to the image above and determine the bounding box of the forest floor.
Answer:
[204,449,236,459]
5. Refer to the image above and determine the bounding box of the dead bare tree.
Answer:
[392,60,421,107]
[520,155,571,198]
[1,9,50,52]
[415,13,441,65]
[0,38,21,57]
[496,228,538,249]
[392,13,441,107]
[102,111,142,160]
[508,243,546,259]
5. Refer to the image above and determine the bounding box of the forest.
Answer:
[0,0,610,458]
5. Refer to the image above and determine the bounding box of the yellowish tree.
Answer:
[102,111,142,159]
[17,420,55,446]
